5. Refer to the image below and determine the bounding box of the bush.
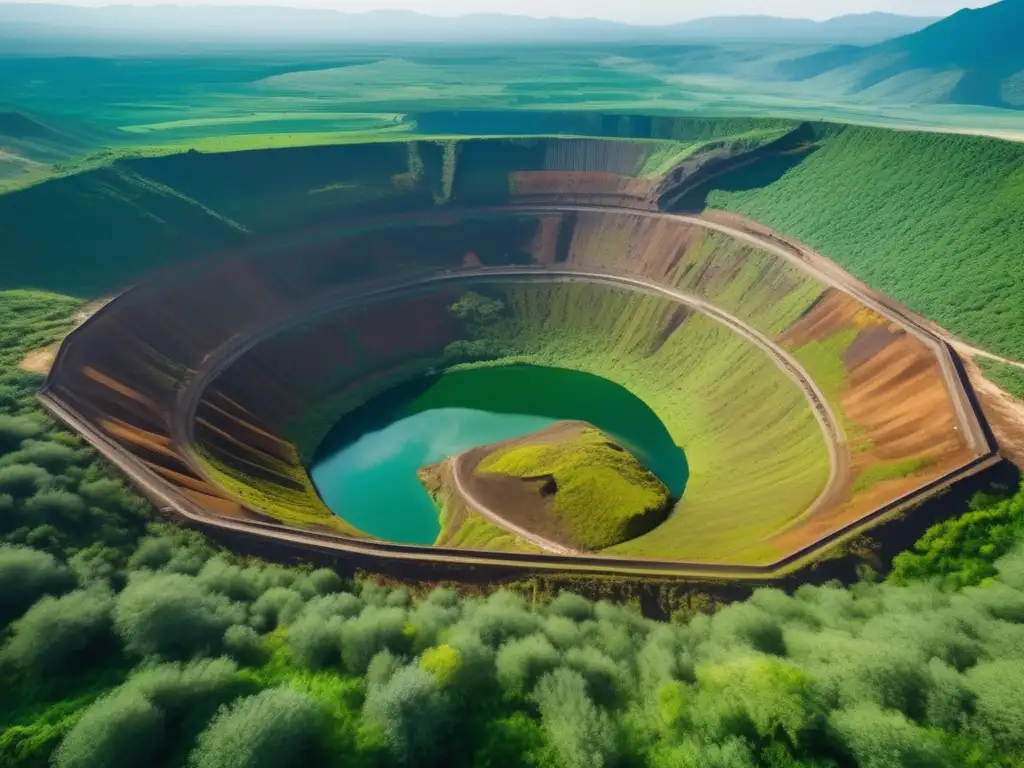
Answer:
[114,573,245,659]
[829,704,950,768]
[0,587,114,673]
[0,544,75,626]
[533,668,618,768]
[249,587,304,631]
[496,634,561,697]
[0,463,51,498]
[190,687,327,768]
[223,625,268,667]
[52,691,164,768]
[363,665,451,764]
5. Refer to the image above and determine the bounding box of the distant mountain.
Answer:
[667,13,940,43]
[781,0,1024,108]
[0,4,939,46]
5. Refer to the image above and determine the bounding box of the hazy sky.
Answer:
[5,0,1001,24]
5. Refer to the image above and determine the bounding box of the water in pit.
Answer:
[310,364,688,545]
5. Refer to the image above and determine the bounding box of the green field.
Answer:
[978,358,1024,400]
[2,45,1023,195]
[708,125,1024,361]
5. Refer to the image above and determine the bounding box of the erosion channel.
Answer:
[310,364,689,544]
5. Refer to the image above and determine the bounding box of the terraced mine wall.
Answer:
[0,120,805,296]
[40,203,988,575]
[5,117,1001,578]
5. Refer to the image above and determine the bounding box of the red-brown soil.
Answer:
[772,291,973,552]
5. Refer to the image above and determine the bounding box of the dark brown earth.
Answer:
[772,291,974,552]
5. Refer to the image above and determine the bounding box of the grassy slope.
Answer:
[481,282,830,562]
[978,358,1024,400]
[708,126,1024,360]
[479,426,670,550]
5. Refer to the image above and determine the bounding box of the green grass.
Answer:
[978,358,1024,400]
[469,281,831,562]
[479,426,670,551]
[0,290,81,369]
[708,125,1024,360]
[851,457,936,496]
[195,446,360,536]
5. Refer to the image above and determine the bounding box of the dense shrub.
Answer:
[113,573,245,659]
[52,691,164,768]
[533,668,617,768]
[190,688,328,768]
[0,544,75,625]
[0,587,114,672]
[890,483,1024,588]
[363,665,451,764]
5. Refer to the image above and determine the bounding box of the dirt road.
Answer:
[450,453,583,556]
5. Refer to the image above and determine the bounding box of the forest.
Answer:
[708,126,1024,361]
[2,291,1024,767]
[977,359,1024,401]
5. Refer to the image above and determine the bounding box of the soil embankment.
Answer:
[425,421,671,554]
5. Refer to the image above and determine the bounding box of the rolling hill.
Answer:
[0,3,940,46]
[781,0,1024,108]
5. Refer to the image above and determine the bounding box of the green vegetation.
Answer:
[889,483,1024,589]
[457,281,830,562]
[479,425,670,550]
[195,446,359,536]
[851,457,936,496]
[708,125,1024,360]
[4,243,1024,768]
[978,358,1024,400]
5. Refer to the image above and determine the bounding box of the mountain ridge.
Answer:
[0,3,941,44]
[781,0,1024,109]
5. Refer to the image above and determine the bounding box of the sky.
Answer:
[3,0,1001,24]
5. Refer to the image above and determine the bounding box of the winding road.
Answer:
[450,453,583,556]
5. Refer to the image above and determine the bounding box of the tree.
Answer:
[223,625,268,667]
[0,414,44,452]
[0,463,51,498]
[287,614,343,670]
[533,668,618,768]
[249,587,304,631]
[52,692,164,768]
[339,605,409,674]
[363,665,451,765]
[0,587,114,673]
[190,687,328,768]
[496,634,561,697]
[0,440,78,473]
[114,573,245,659]
[694,656,821,747]
[420,644,461,686]
[0,544,75,626]
[829,704,950,768]
[966,659,1024,753]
